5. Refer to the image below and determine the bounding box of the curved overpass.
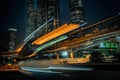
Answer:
[46,26,120,52]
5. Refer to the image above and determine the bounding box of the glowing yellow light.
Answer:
[15,47,22,53]
[32,24,79,45]
[7,63,12,66]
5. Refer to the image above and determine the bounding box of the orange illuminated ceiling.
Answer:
[32,23,79,45]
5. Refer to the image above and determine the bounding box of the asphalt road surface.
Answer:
[0,71,35,80]
[0,70,120,80]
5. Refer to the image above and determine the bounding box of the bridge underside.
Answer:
[45,26,120,52]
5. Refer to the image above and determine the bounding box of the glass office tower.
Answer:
[26,0,35,36]
[26,0,60,37]
[8,28,17,52]
[69,0,85,24]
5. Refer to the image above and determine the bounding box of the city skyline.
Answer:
[0,0,120,50]
[26,0,85,42]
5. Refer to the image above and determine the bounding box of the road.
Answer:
[0,71,35,80]
[0,70,120,80]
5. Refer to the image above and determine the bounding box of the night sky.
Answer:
[0,0,120,49]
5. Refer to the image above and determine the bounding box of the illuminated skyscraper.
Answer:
[26,0,60,37]
[26,0,35,36]
[69,0,85,24]
[8,28,17,52]
[38,0,60,33]
[26,0,84,39]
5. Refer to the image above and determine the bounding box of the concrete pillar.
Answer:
[70,50,74,59]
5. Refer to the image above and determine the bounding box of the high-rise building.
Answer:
[26,0,60,37]
[26,0,84,39]
[38,0,60,33]
[8,28,17,52]
[69,0,85,24]
[26,0,35,37]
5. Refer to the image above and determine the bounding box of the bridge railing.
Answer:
[69,15,120,39]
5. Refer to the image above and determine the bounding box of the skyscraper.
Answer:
[26,0,60,38]
[69,0,85,24]
[26,0,84,38]
[38,0,60,33]
[8,28,17,52]
[26,0,35,36]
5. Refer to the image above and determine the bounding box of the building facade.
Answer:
[26,0,35,37]
[26,0,60,37]
[26,0,85,40]
[38,0,60,34]
[8,28,17,52]
[69,0,85,24]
